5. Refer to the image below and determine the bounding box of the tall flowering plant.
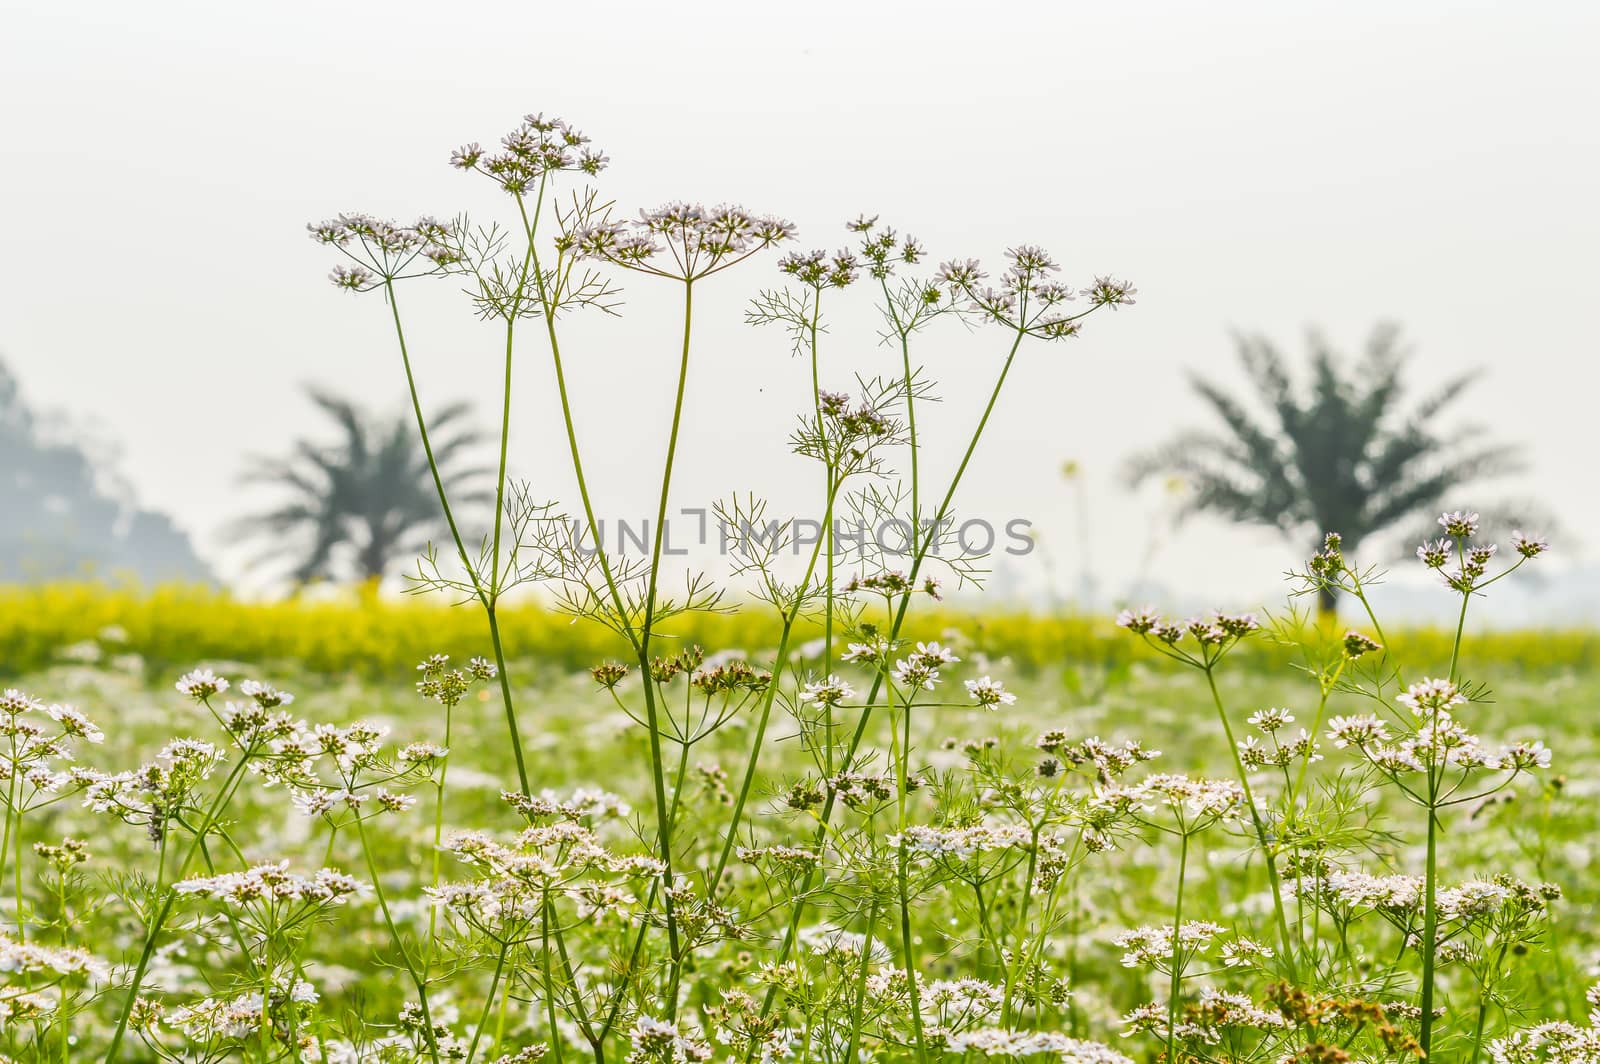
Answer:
[2,110,1582,1064]
[299,111,1135,1057]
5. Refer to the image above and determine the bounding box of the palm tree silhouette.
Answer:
[1127,324,1523,615]
[234,388,492,588]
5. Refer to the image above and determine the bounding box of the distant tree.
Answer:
[1126,324,1525,615]
[233,388,493,587]
[0,357,212,583]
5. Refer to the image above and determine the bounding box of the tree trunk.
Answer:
[1317,582,1338,621]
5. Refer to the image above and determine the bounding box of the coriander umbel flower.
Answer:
[1112,921,1227,968]
[799,675,856,708]
[1511,530,1550,558]
[937,246,1135,340]
[1416,539,1453,568]
[1115,607,1162,634]
[573,202,794,281]
[779,248,860,288]
[308,213,457,289]
[1247,708,1294,733]
[236,679,294,708]
[890,657,941,691]
[965,676,1016,708]
[451,112,608,194]
[1327,714,1390,748]
[842,638,894,664]
[943,1031,1132,1064]
[847,216,927,279]
[0,933,109,982]
[1343,630,1383,659]
[174,862,364,906]
[175,668,229,700]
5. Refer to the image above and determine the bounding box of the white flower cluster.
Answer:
[1291,870,1555,926]
[1121,988,1288,1042]
[892,641,959,692]
[798,675,855,708]
[1329,678,1553,775]
[627,1015,713,1063]
[1127,773,1247,820]
[798,924,893,965]
[0,688,104,808]
[936,1028,1133,1063]
[1489,983,1600,1063]
[1035,735,1161,782]
[934,243,1135,341]
[451,113,608,192]
[430,817,664,931]
[572,203,794,281]
[501,787,632,823]
[1238,722,1321,771]
[79,738,227,842]
[166,979,317,1042]
[174,862,364,907]
[1115,609,1260,649]
[1418,510,1548,593]
[1112,921,1228,968]
[0,933,109,981]
[174,668,229,700]
[889,822,1033,860]
[965,675,1016,708]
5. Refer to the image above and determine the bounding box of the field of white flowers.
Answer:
[2,111,1592,1064]
[5,591,1596,1063]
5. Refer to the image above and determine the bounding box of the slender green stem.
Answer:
[103,748,257,1062]
[1449,588,1471,682]
[541,893,566,1064]
[755,330,1030,1024]
[1167,832,1189,1064]
[427,704,453,957]
[631,279,700,1007]
[465,941,510,1064]
[805,290,837,769]
[487,609,531,796]
[1419,765,1441,1057]
[1202,666,1298,981]
[999,828,1040,1024]
[707,479,840,896]
[3,732,26,946]
[1468,939,1511,1064]
[489,319,516,593]
[526,249,637,652]
[383,282,481,599]
[524,224,664,1026]
[1421,584,1472,1057]
[0,767,15,937]
[890,694,928,1064]
[384,281,533,801]
[549,904,601,1054]
[355,814,442,1064]
[842,898,881,1064]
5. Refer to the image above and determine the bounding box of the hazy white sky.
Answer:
[3,0,1597,612]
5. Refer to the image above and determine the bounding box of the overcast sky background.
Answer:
[3,0,1597,617]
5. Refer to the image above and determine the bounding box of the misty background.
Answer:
[2,0,1597,623]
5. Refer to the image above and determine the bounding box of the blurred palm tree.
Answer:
[1126,324,1526,615]
[234,388,492,588]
